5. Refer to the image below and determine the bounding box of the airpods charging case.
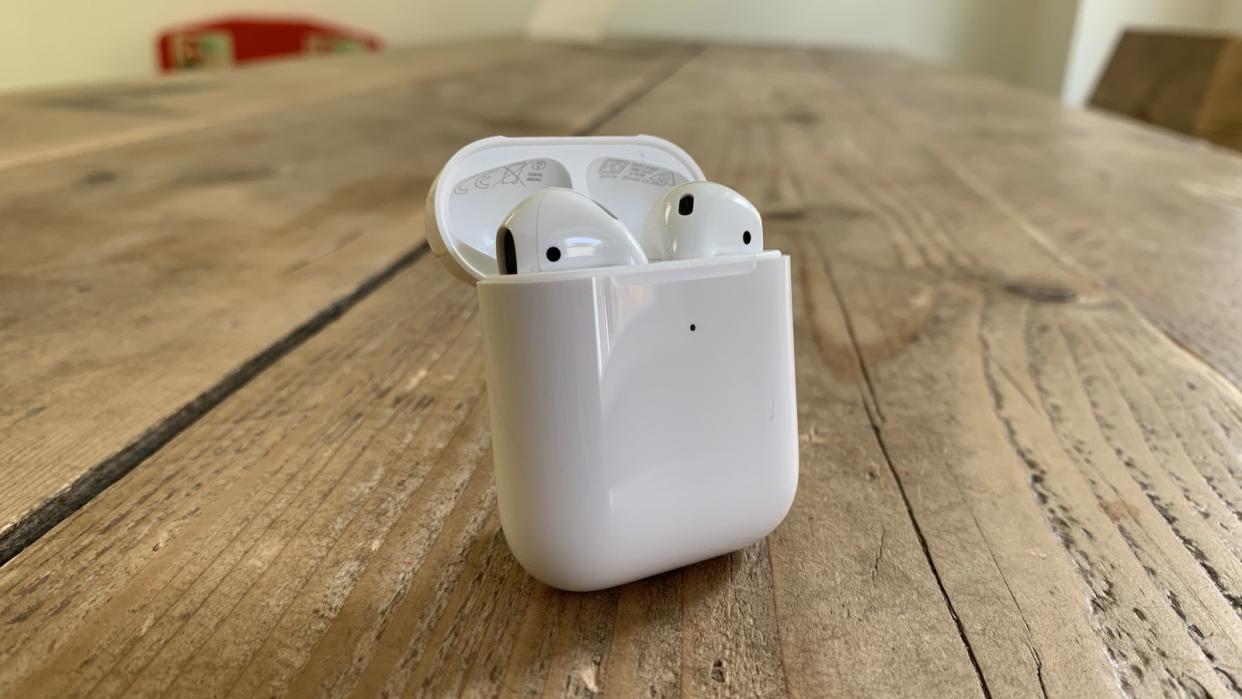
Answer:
[426,136,798,591]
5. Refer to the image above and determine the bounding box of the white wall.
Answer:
[1022,0,1082,96]
[529,0,620,42]
[599,0,1242,103]
[8,0,1242,101]
[601,0,1071,91]
[1219,0,1242,29]
[0,0,537,93]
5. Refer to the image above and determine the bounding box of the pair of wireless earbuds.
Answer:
[494,182,763,275]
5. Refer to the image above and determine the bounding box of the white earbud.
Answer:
[496,188,648,275]
[641,182,763,260]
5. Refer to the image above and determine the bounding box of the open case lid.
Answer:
[425,135,705,282]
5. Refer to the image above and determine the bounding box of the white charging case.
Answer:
[425,136,799,591]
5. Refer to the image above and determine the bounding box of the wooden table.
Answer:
[3,39,1242,698]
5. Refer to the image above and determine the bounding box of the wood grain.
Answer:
[0,40,694,559]
[4,41,1242,698]
[0,43,987,698]
[598,47,993,696]
[0,39,538,172]
[588,45,1242,694]
[780,48,1242,696]
[810,49,1242,391]
[0,251,784,698]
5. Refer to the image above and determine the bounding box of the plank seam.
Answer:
[0,40,704,567]
[764,540,795,697]
[578,43,705,136]
[817,244,994,699]
[0,243,430,567]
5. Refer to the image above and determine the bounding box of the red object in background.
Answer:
[157,16,382,72]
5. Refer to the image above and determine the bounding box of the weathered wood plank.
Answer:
[603,45,1242,694]
[0,44,992,698]
[783,48,1242,695]
[0,250,790,698]
[0,39,535,172]
[810,49,1242,391]
[0,40,694,559]
[5,42,1242,698]
[599,47,991,696]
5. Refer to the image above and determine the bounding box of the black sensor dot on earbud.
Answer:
[546,246,562,262]
[743,231,752,245]
[678,195,694,215]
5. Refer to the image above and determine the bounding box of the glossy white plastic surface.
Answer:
[478,253,797,590]
[426,136,798,591]
[496,188,647,274]
[642,181,764,260]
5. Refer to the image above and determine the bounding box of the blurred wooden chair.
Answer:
[1091,29,1242,152]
